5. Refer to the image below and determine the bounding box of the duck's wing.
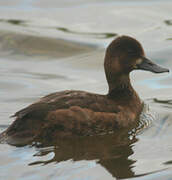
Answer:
[12,90,119,119]
[41,105,121,138]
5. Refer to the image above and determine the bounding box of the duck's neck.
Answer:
[107,74,134,99]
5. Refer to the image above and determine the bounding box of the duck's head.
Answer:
[104,36,169,83]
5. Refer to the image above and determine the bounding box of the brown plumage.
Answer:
[0,36,169,144]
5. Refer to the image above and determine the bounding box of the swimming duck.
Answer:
[0,36,169,143]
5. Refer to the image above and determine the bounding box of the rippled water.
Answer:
[0,0,172,179]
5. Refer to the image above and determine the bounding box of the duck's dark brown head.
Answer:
[104,36,169,75]
[104,36,169,93]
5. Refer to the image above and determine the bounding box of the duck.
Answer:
[0,35,169,144]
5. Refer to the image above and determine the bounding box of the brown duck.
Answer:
[0,36,169,144]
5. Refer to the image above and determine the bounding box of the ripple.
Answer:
[153,98,172,110]
[129,104,155,138]
[147,98,172,110]
[164,160,172,165]
[164,19,172,26]
[0,18,117,39]
[0,19,26,26]
[153,98,172,105]
[0,30,95,58]
[56,27,117,39]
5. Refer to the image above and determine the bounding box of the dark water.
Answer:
[0,0,172,179]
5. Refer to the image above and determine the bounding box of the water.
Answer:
[0,0,172,179]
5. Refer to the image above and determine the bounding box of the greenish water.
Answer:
[0,0,172,179]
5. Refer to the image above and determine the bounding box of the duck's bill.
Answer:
[137,57,169,73]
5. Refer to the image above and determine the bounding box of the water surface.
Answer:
[0,0,172,179]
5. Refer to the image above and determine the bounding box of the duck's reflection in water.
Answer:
[29,128,137,179]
